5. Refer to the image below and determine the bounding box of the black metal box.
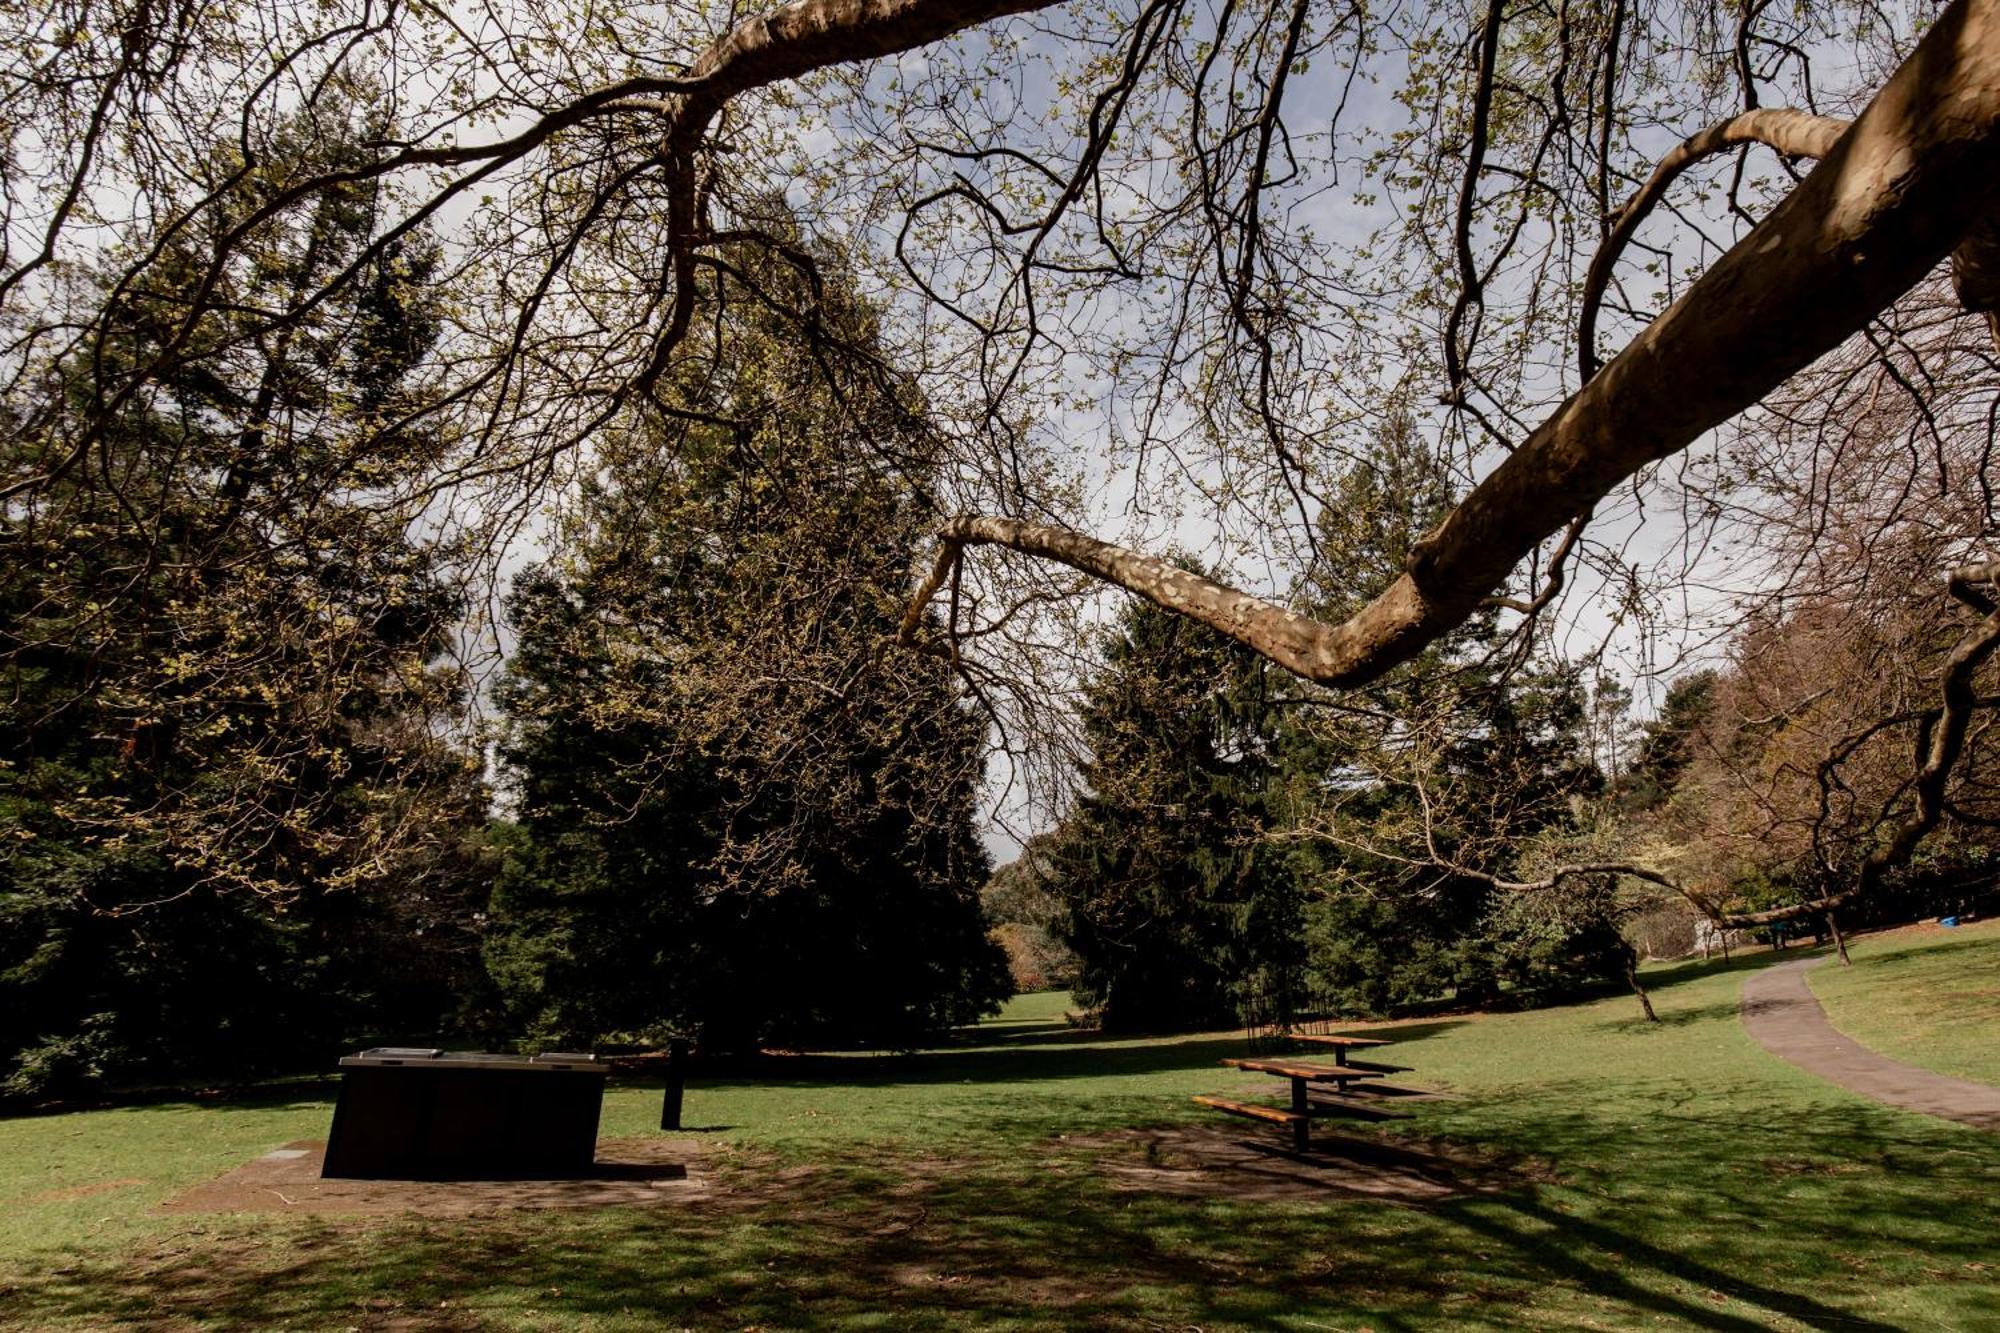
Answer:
[322,1049,608,1179]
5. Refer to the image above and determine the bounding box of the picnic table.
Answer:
[1281,1033,1392,1065]
[1192,1035,1410,1152]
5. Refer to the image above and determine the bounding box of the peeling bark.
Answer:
[684,0,1058,95]
[902,516,1338,682]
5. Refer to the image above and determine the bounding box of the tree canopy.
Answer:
[484,235,1010,1051]
[4,0,1999,933]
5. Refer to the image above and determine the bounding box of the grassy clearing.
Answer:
[2,941,1997,1330]
[1808,917,2000,1085]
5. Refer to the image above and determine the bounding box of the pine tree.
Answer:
[1046,579,1306,1032]
[1282,413,1610,1012]
[485,230,1010,1052]
[0,102,486,1098]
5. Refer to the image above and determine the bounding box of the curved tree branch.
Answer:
[1578,107,1849,382]
[912,0,2000,690]
[1,0,1070,505]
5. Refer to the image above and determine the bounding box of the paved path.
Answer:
[1740,956,2000,1131]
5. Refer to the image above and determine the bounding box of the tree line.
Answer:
[1,145,1008,1099]
[7,2,1999,1093]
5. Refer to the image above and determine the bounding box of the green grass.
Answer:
[2,957,1998,1329]
[1808,917,2000,1085]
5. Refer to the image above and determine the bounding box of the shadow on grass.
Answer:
[1634,948,1813,995]
[3,1076,339,1121]
[1329,1019,1471,1043]
[689,1034,1265,1092]
[7,1095,1991,1330]
[1594,999,1745,1033]
[1840,931,1996,972]
[950,1023,1121,1048]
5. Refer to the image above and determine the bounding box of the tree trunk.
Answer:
[1624,950,1660,1024]
[1827,910,1852,966]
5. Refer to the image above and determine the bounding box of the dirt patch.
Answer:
[159,1137,712,1216]
[29,1176,146,1203]
[1062,1124,1547,1204]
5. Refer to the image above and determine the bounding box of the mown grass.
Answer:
[1807,917,2000,1085]
[2,934,1997,1330]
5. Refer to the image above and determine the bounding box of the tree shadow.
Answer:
[1593,999,1744,1032]
[1325,1019,1471,1043]
[956,1024,1119,1048]
[8,1095,1990,1332]
[690,1034,1276,1091]
[1839,931,1995,972]
[1633,949,1805,995]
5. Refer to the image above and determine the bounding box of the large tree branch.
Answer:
[2,0,1067,504]
[1954,213,2000,351]
[1577,107,1849,382]
[684,0,1058,94]
[900,516,1340,680]
[910,0,2000,689]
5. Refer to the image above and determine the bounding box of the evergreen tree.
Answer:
[1282,414,1610,1012]
[0,103,488,1098]
[1046,581,1306,1032]
[1618,669,1718,812]
[484,231,1010,1052]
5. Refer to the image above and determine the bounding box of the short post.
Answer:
[660,1039,690,1132]
[1291,1076,1310,1153]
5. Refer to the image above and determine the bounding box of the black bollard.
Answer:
[660,1039,690,1131]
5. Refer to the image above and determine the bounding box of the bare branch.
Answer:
[1579,107,1850,382]
[914,0,2000,691]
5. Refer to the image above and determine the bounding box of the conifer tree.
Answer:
[0,102,486,1097]
[1046,579,1305,1032]
[485,230,1010,1052]
[1283,415,1610,1011]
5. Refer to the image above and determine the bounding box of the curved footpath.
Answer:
[1740,956,2000,1132]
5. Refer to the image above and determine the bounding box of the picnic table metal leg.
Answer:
[1290,1077,1310,1153]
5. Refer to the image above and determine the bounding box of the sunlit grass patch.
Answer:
[1808,918,2000,1085]
[2,940,1997,1329]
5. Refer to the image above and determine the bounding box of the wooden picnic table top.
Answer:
[1284,1033,1390,1048]
[1223,1057,1387,1081]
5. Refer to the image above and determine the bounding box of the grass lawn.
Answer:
[1807,917,2000,1085]
[1,938,1996,1330]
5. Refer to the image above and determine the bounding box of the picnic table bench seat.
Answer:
[1193,1029,1418,1151]
[1192,1094,1313,1151]
[1191,1094,1307,1126]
